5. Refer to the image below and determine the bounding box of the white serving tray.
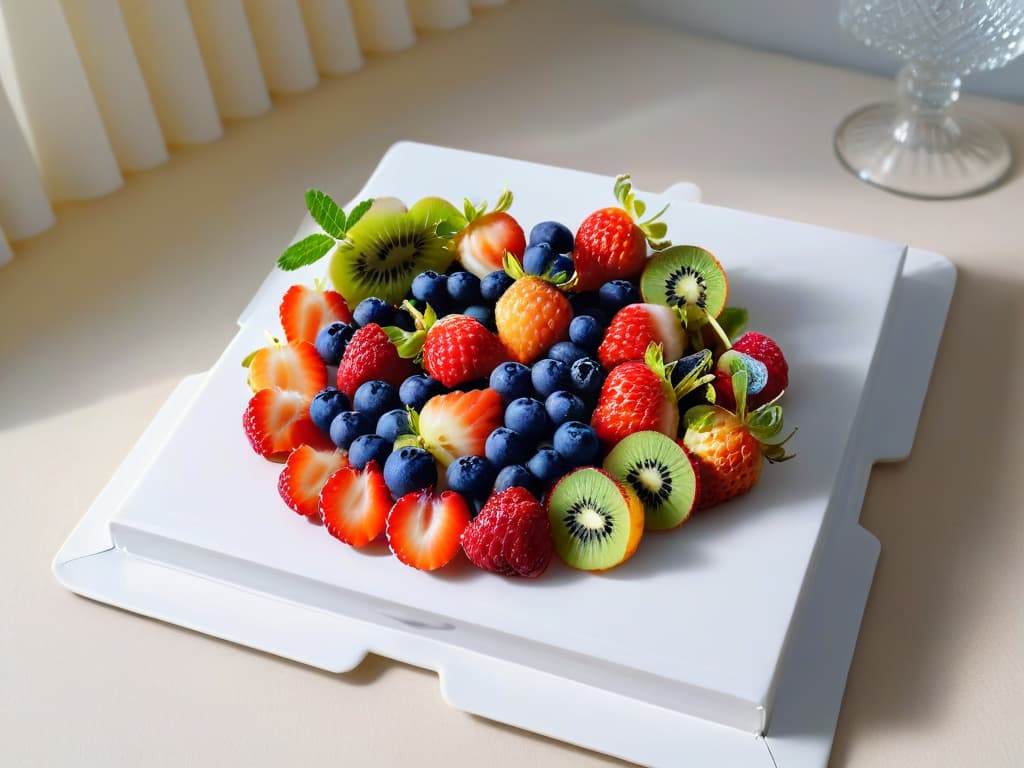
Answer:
[54,143,955,768]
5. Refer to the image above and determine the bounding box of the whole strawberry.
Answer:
[712,331,789,411]
[683,367,794,510]
[598,303,685,369]
[495,253,574,364]
[573,175,671,291]
[385,303,508,388]
[453,188,527,278]
[336,322,417,399]
[461,487,552,578]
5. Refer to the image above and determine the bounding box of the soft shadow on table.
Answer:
[830,266,1023,765]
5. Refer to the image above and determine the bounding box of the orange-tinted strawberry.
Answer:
[461,487,551,577]
[386,488,472,570]
[335,322,417,399]
[319,461,392,547]
[243,388,332,459]
[574,175,671,291]
[279,283,352,344]
[494,253,574,364]
[414,388,504,467]
[598,303,685,369]
[278,444,349,518]
[591,344,680,449]
[454,189,526,278]
[247,339,327,399]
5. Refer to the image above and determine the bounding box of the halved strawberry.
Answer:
[453,189,526,278]
[319,462,392,547]
[279,284,352,344]
[386,489,471,570]
[416,388,504,467]
[278,444,349,518]
[243,388,332,459]
[248,339,327,399]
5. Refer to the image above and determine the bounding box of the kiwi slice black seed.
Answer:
[330,211,453,306]
[640,245,729,324]
[547,467,644,571]
[603,431,697,530]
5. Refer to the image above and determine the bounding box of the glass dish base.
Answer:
[835,102,1012,199]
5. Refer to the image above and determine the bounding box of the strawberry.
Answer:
[598,303,685,369]
[683,366,794,509]
[461,487,551,578]
[573,175,671,291]
[384,303,508,388]
[494,253,575,364]
[454,189,526,278]
[413,388,504,467]
[319,461,392,547]
[387,488,472,570]
[279,283,352,345]
[335,322,417,399]
[247,339,327,399]
[243,388,332,459]
[278,444,349,518]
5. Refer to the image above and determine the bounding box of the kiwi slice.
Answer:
[330,209,454,306]
[603,431,697,530]
[641,245,729,324]
[547,467,644,571]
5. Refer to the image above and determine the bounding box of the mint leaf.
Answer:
[345,198,373,233]
[277,233,335,271]
[305,189,346,239]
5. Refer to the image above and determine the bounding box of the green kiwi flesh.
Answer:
[641,245,728,324]
[330,210,454,306]
[603,431,697,530]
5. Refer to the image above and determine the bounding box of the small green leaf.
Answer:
[423,303,437,329]
[406,406,421,436]
[305,189,346,239]
[717,307,749,342]
[684,405,718,432]
[383,327,426,359]
[732,369,748,420]
[492,187,513,213]
[394,433,421,451]
[633,198,646,218]
[345,198,374,233]
[646,221,668,240]
[748,405,784,441]
[277,233,336,271]
[241,349,260,368]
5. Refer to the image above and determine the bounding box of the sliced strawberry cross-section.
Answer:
[319,462,392,547]
[279,283,352,345]
[248,339,327,399]
[386,489,471,571]
[243,388,332,459]
[278,444,349,518]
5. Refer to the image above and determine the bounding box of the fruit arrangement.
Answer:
[242,178,795,578]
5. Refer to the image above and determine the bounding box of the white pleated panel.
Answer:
[61,0,168,172]
[299,0,363,76]
[188,0,271,119]
[350,0,416,52]
[0,0,122,201]
[0,225,11,266]
[243,0,318,93]
[408,0,471,29]
[0,81,55,240]
[119,0,223,144]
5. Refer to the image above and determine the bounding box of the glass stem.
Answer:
[894,62,962,150]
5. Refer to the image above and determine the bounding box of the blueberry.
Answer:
[480,270,514,304]
[314,322,356,365]
[670,350,713,388]
[527,447,567,485]
[522,243,554,275]
[531,358,572,399]
[353,380,401,421]
[446,455,497,500]
[552,421,599,466]
[598,280,639,314]
[411,270,448,308]
[545,390,587,426]
[383,446,438,499]
[550,254,574,279]
[376,408,412,442]
[569,315,604,351]
[310,388,350,433]
[399,374,444,409]
[463,304,496,332]
[329,411,372,449]
[353,297,396,328]
[348,433,393,471]
[494,464,540,495]
[570,357,607,399]
[446,271,481,307]
[547,341,590,366]
[528,221,574,254]
[485,427,531,467]
[504,397,551,443]
[489,362,533,401]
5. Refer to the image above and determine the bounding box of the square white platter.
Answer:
[54,143,955,768]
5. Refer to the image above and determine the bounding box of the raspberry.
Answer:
[460,487,552,578]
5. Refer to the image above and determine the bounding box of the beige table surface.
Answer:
[2,1,1022,766]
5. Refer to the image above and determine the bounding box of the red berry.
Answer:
[423,315,508,388]
[319,461,392,547]
[243,388,332,459]
[461,487,551,578]
[417,388,504,467]
[279,284,351,345]
[598,303,685,369]
[336,323,417,399]
[278,444,349,518]
[386,489,471,571]
[456,211,526,278]
[591,347,678,449]
[247,340,327,399]
[574,207,647,291]
[726,332,789,409]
